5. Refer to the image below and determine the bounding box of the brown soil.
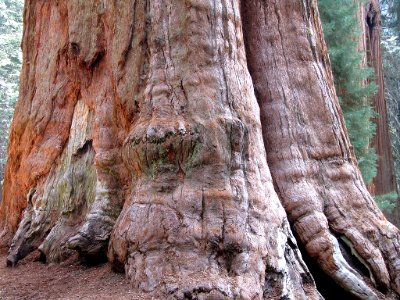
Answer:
[0,250,149,300]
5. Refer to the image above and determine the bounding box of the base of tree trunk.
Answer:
[0,0,399,299]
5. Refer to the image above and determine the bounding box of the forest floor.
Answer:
[0,249,149,300]
[0,248,394,300]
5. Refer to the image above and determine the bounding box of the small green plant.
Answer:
[374,191,398,214]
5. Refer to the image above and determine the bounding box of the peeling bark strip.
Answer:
[0,0,399,299]
[242,0,400,298]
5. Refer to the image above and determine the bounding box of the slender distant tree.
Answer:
[380,0,400,221]
[364,0,398,202]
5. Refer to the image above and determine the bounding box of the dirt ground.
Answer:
[0,250,149,300]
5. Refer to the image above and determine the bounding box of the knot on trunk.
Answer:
[123,120,203,182]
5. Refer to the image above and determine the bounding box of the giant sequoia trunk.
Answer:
[1,0,399,299]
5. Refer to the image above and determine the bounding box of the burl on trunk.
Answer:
[0,0,399,299]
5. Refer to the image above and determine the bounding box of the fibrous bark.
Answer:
[363,0,400,225]
[0,0,399,299]
[242,0,400,298]
[365,0,397,196]
[0,1,320,298]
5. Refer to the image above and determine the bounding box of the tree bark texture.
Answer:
[0,0,399,299]
[242,1,399,298]
[363,1,398,199]
[365,0,400,225]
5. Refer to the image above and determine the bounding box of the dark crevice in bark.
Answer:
[88,49,105,70]
[73,139,93,159]
[296,236,359,300]
[70,42,80,55]
[366,4,378,34]
[338,239,372,283]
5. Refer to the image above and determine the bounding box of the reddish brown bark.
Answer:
[365,1,398,197]
[0,0,399,299]
[0,1,320,298]
[356,0,400,226]
[242,0,400,298]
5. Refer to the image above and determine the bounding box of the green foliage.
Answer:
[319,0,377,184]
[381,0,400,35]
[374,191,398,213]
[0,0,23,175]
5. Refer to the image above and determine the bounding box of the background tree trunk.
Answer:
[363,0,400,224]
[0,0,399,299]
[366,0,397,196]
